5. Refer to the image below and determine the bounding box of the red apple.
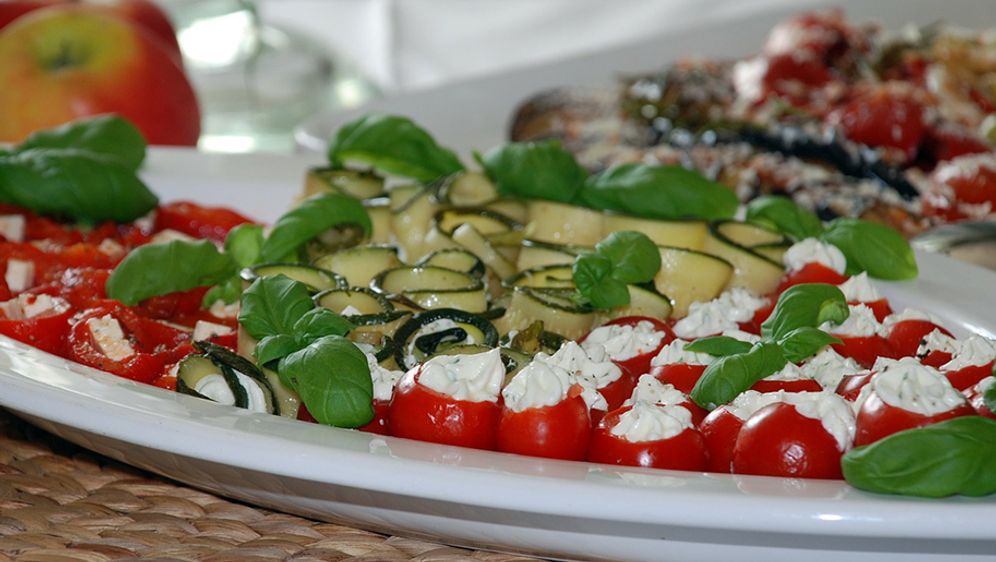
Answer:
[0,5,200,145]
[0,0,181,61]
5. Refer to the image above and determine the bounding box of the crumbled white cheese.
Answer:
[209,300,240,319]
[97,238,126,257]
[0,215,26,242]
[502,360,573,413]
[192,320,234,341]
[783,238,847,274]
[838,272,880,302]
[85,315,135,361]
[0,294,69,321]
[582,320,667,361]
[416,348,504,403]
[4,259,34,293]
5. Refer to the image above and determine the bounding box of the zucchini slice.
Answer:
[526,200,604,246]
[495,287,594,341]
[303,168,386,200]
[371,266,487,313]
[515,239,589,271]
[177,343,277,414]
[390,185,439,261]
[314,287,392,315]
[601,214,707,250]
[434,208,522,237]
[595,284,673,323]
[716,220,789,248]
[262,367,301,419]
[450,224,518,280]
[364,197,393,245]
[416,248,486,278]
[702,223,785,296]
[243,263,347,293]
[504,264,575,289]
[655,246,733,318]
[752,242,791,264]
[486,199,529,224]
[435,171,498,207]
[312,245,402,287]
[393,308,499,371]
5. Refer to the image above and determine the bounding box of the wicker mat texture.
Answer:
[0,409,545,562]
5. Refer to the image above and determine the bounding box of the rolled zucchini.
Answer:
[242,263,347,293]
[392,308,500,371]
[601,213,707,250]
[702,222,784,296]
[371,266,488,313]
[177,342,278,415]
[312,245,402,287]
[303,168,386,200]
[655,246,733,318]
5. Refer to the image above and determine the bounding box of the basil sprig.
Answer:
[106,240,236,306]
[745,195,823,240]
[260,193,372,262]
[327,113,464,183]
[0,115,156,223]
[744,197,917,280]
[579,163,738,221]
[985,378,996,413]
[842,417,996,497]
[477,140,587,203]
[572,231,661,309]
[202,224,266,305]
[689,283,848,408]
[239,275,371,427]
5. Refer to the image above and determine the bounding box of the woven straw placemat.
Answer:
[0,409,545,562]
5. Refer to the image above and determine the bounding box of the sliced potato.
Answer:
[602,214,707,250]
[655,246,733,318]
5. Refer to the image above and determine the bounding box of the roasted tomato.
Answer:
[389,368,501,450]
[588,404,708,471]
[154,201,255,242]
[0,294,73,356]
[922,123,992,165]
[828,84,926,159]
[732,402,845,479]
[497,390,591,461]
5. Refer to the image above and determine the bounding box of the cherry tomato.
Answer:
[854,391,974,447]
[777,263,849,294]
[582,316,675,380]
[699,407,743,473]
[944,361,995,392]
[760,53,832,104]
[740,298,775,335]
[651,363,708,395]
[835,371,874,402]
[155,201,255,242]
[358,400,392,435]
[597,371,639,412]
[497,392,591,460]
[389,369,501,450]
[931,154,996,209]
[922,124,992,165]
[151,373,178,391]
[750,378,822,393]
[0,295,73,356]
[828,85,926,159]
[587,406,708,471]
[732,402,844,479]
[965,378,996,420]
[852,299,892,323]
[884,319,952,359]
[831,335,893,369]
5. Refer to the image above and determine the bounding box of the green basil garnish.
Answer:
[745,195,823,240]
[821,218,917,280]
[260,192,372,262]
[760,283,849,341]
[202,224,265,306]
[690,342,787,409]
[106,240,235,306]
[985,378,996,413]
[842,417,996,497]
[777,327,842,363]
[277,335,374,427]
[684,336,753,357]
[478,140,587,203]
[254,308,353,367]
[578,163,738,221]
[17,114,146,171]
[238,275,315,340]
[0,148,157,223]
[327,113,464,183]
[572,231,661,309]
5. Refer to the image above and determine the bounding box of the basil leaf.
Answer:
[685,336,753,357]
[327,114,463,182]
[225,223,264,268]
[292,308,353,341]
[238,275,314,339]
[578,163,737,221]
[0,148,158,223]
[690,342,788,409]
[261,193,371,262]
[572,253,630,309]
[255,334,303,367]
[106,240,235,306]
[478,140,587,203]
[17,115,146,171]
[821,218,917,280]
[745,196,824,240]
[278,335,374,427]
[202,276,241,308]
[596,231,661,284]
[761,283,849,341]
[984,378,996,413]
[778,327,841,363]
[842,417,996,497]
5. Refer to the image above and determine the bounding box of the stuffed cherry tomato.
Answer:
[777,262,849,294]
[939,335,996,391]
[882,310,951,359]
[542,341,628,413]
[498,361,590,460]
[965,377,996,420]
[625,375,707,426]
[854,358,974,446]
[357,354,403,435]
[588,403,707,471]
[838,273,892,322]
[581,316,675,379]
[389,349,504,450]
[825,304,893,368]
[649,339,714,395]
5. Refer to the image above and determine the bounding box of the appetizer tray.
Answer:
[1,148,994,562]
